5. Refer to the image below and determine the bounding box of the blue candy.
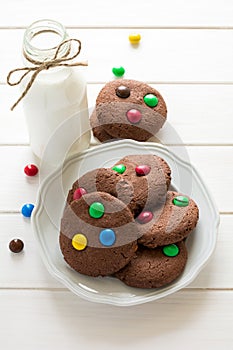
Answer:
[99,229,116,247]
[21,203,34,218]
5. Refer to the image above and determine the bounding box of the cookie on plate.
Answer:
[92,79,167,142]
[137,191,199,248]
[114,241,188,288]
[113,154,171,215]
[66,167,134,209]
[67,154,171,216]
[60,192,138,277]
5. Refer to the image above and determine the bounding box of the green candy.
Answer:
[173,196,189,207]
[143,94,158,107]
[162,244,179,257]
[112,164,126,174]
[89,202,105,219]
[112,66,125,77]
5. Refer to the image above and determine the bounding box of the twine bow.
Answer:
[7,38,88,111]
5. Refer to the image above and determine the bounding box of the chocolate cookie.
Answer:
[90,108,114,143]
[137,191,199,248]
[67,155,171,216]
[94,79,167,142]
[67,167,135,211]
[113,154,171,215]
[114,241,187,289]
[60,192,138,277]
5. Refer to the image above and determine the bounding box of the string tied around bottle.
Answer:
[7,38,88,111]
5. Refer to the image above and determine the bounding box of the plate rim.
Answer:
[32,140,220,306]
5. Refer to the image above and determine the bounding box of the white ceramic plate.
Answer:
[32,140,219,306]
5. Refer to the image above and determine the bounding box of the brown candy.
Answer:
[9,239,24,253]
[116,85,130,98]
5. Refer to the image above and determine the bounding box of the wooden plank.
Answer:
[189,215,232,288]
[2,29,233,84]
[0,289,232,349]
[0,146,232,212]
[0,0,233,27]
[175,146,233,214]
[0,2,231,347]
[0,213,62,289]
[0,147,38,212]
[1,84,233,145]
[0,214,231,289]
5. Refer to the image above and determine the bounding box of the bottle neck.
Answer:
[23,19,69,64]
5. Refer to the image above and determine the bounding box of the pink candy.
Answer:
[137,211,153,224]
[135,165,151,176]
[73,188,87,200]
[126,109,142,124]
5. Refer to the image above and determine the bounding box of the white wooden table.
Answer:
[1,1,233,349]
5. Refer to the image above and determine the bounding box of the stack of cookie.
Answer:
[90,79,167,142]
[59,154,199,289]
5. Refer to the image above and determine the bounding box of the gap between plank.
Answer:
[0,26,233,30]
[0,287,232,292]
[1,143,233,147]
[1,82,233,86]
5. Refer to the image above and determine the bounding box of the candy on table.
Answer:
[21,203,34,218]
[128,33,141,44]
[24,164,38,176]
[9,238,24,253]
[112,66,125,77]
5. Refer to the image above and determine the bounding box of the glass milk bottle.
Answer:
[18,19,90,162]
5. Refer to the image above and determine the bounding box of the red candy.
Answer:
[135,165,151,176]
[24,164,38,176]
[73,187,87,200]
[126,109,142,124]
[137,211,153,224]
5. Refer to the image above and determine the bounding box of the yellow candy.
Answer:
[129,33,141,44]
[72,233,87,251]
